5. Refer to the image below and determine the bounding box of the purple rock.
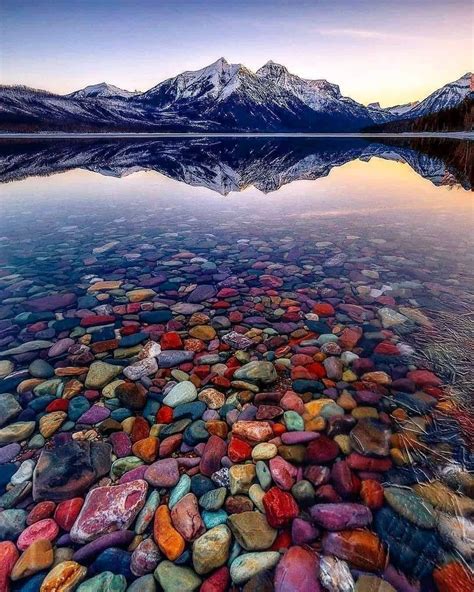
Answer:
[144,458,179,487]
[292,518,319,545]
[187,284,216,303]
[157,350,195,368]
[48,338,75,358]
[119,465,148,484]
[199,435,227,477]
[25,293,77,312]
[131,537,161,577]
[281,431,319,445]
[0,442,21,464]
[77,405,110,424]
[72,530,135,562]
[310,503,372,530]
[109,432,132,458]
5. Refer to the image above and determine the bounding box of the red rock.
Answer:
[0,541,18,592]
[374,342,400,355]
[269,456,297,490]
[263,487,299,528]
[200,435,227,476]
[130,416,150,443]
[407,370,442,387]
[313,302,335,317]
[433,560,474,592]
[80,315,115,327]
[274,546,321,592]
[54,497,84,531]
[70,479,148,543]
[315,484,342,503]
[305,436,340,464]
[200,566,230,592]
[161,332,183,350]
[338,327,362,350]
[17,518,59,551]
[26,501,56,525]
[270,529,293,551]
[159,434,183,457]
[156,405,174,424]
[228,437,252,463]
[45,399,69,413]
[347,453,392,472]
[360,480,385,509]
[331,460,360,498]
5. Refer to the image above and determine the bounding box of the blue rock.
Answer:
[89,548,133,580]
[173,401,206,422]
[0,463,17,490]
[183,420,209,446]
[191,475,215,497]
[139,310,172,324]
[119,332,148,347]
[68,396,90,421]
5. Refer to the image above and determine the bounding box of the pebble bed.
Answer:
[0,187,473,592]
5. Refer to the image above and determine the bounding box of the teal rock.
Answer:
[230,551,280,584]
[0,393,22,427]
[202,509,228,529]
[0,340,54,356]
[169,474,191,509]
[199,487,227,511]
[29,358,55,379]
[0,508,27,540]
[68,396,90,421]
[154,560,201,592]
[135,490,160,534]
[77,571,127,592]
[28,433,46,448]
[33,378,62,396]
[163,381,197,408]
[256,460,272,490]
[319,402,345,419]
[127,574,156,592]
[384,486,436,529]
[283,410,304,431]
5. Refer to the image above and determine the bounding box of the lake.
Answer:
[0,136,473,591]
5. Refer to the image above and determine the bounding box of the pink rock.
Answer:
[310,503,372,530]
[144,458,180,487]
[0,541,19,592]
[131,537,161,576]
[17,518,59,551]
[200,566,230,592]
[70,479,148,543]
[274,546,321,592]
[269,456,298,490]
[291,518,319,545]
[170,493,205,541]
[280,392,305,414]
[199,435,227,477]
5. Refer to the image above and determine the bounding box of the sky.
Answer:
[1,0,472,106]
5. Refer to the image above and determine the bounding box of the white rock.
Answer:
[319,555,355,592]
[11,459,35,485]
[162,381,197,408]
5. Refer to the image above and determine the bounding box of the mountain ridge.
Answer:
[0,59,471,133]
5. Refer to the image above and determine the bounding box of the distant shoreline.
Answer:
[0,132,471,140]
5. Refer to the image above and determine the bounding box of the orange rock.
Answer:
[360,480,384,510]
[54,367,88,377]
[153,505,185,561]
[132,437,159,463]
[433,561,474,592]
[322,530,387,572]
[205,420,228,438]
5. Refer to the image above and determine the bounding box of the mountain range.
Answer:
[0,137,470,191]
[0,58,472,132]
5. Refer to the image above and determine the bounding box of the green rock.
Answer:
[0,421,35,444]
[127,575,156,592]
[256,460,272,490]
[0,340,53,356]
[85,361,122,389]
[199,487,227,511]
[33,379,62,396]
[384,486,436,529]
[233,361,277,384]
[230,551,280,584]
[0,393,22,427]
[154,561,201,592]
[77,571,127,592]
[110,456,144,478]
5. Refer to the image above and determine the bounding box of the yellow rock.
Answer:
[11,539,53,581]
[334,434,351,455]
[342,369,358,382]
[121,416,135,434]
[229,464,256,495]
[88,280,122,291]
[352,407,378,420]
[102,379,125,398]
[39,412,67,438]
[413,481,474,516]
[189,325,217,341]
[126,289,157,302]
[40,561,87,592]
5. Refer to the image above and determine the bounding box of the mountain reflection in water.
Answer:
[0,137,471,194]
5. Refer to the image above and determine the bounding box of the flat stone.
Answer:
[70,479,148,543]
[310,503,372,530]
[163,381,197,407]
[233,361,277,384]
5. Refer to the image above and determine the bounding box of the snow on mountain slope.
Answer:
[395,73,472,119]
[67,83,139,99]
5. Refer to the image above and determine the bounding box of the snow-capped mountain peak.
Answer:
[67,82,138,99]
